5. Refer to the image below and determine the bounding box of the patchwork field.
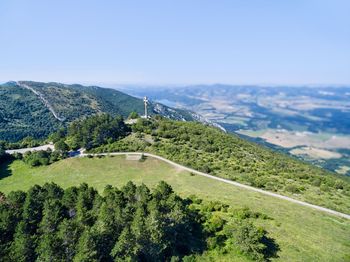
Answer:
[290,147,342,160]
[238,129,350,150]
[0,156,349,261]
[238,129,350,175]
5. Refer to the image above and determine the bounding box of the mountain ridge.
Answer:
[0,81,200,141]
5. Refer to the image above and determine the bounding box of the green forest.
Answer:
[0,182,277,261]
[66,114,130,150]
[0,81,195,142]
[0,82,61,141]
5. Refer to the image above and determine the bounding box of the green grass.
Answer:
[0,156,349,261]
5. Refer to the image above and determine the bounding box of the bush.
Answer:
[22,150,67,167]
[128,111,139,119]
[311,178,321,187]
[12,152,23,160]
[285,184,300,194]
[320,184,330,192]
[54,140,69,153]
[334,180,344,190]
[224,221,267,261]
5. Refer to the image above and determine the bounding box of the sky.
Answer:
[0,0,349,85]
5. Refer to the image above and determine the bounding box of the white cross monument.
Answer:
[143,96,149,118]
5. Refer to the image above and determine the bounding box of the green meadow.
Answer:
[0,156,349,262]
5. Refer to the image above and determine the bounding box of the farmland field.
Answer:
[123,85,350,176]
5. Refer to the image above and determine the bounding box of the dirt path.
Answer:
[80,152,350,220]
[16,81,65,121]
[6,144,55,154]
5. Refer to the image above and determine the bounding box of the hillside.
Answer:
[0,81,195,142]
[1,115,350,260]
[125,85,350,176]
[93,117,350,214]
[0,156,349,261]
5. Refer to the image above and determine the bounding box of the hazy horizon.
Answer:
[2,80,350,88]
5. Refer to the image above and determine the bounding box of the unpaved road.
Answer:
[6,144,55,155]
[81,152,350,220]
[16,81,66,121]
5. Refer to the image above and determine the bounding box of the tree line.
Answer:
[0,114,130,167]
[0,182,276,261]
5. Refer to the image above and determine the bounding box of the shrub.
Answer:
[320,184,330,192]
[22,150,67,167]
[334,180,344,190]
[285,184,300,194]
[224,220,267,261]
[311,178,321,187]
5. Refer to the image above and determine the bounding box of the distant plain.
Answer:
[123,85,350,175]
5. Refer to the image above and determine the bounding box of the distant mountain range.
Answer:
[0,81,197,141]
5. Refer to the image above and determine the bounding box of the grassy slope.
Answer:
[28,81,145,121]
[0,157,349,262]
[96,120,350,214]
[31,82,196,121]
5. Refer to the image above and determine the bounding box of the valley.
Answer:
[123,85,350,176]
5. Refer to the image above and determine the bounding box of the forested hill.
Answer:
[93,117,350,214]
[0,81,195,141]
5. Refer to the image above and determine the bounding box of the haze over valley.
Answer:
[124,85,350,176]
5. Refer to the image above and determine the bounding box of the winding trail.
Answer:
[16,81,66,121]
[80,152,350,220]
[6,145,350,219]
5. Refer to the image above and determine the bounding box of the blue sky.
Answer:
[0,0,349,85]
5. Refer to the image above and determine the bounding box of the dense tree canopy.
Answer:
[0,83,60,142]
[66,114,130,150]
[0,137,44,151]
[0,144,5,160]
[0,182,275,261]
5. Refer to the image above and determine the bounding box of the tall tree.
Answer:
[58,219,82,261]
[9,221,36,262]
[74,228,100,262]
[22,185,46,235]
[36,199,65,261]
[76,184,98,226]
[110,226,136,261]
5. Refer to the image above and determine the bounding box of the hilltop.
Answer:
[1,152,349,261]
[0,81,196,142]
[93,117,350,214]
